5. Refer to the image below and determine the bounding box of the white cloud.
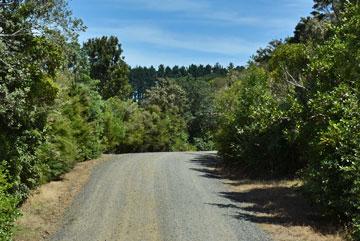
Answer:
[81,25,263,56]
[77,0,313,66]
[102,0,309,28]
[114,0,208,13]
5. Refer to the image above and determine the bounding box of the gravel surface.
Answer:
[51,152,271,241]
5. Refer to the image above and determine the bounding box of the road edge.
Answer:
[13,155,111,241]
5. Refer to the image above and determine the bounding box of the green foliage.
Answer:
[142,79,192,151]
[0,2,108,238]
[215,67,303,177]
[302,4,360,238]
[193,135,215,151]
[118,101,148,152]
[35,74,105,182]
[129,63,231,101]
[103,97,126,152]
[83,36,131,99]
[0,170,20,241]
[114,79,193,152]
[215,2,360,238]
[66,78,104,160]
[175,75,218,150]
[304,84,360,236]
[0,0,78,193]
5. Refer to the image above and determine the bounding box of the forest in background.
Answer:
[0,0,360,240]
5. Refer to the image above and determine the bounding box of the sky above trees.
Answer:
[70,0,313,67]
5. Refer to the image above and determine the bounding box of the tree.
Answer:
[0,0,85,238]
[290,16,330,43]
[312,0,358,20]
[83,36,131,99]
[157,64,165,78]
[129,66,158,100]
[142,79,191,151]
[165,66,172,77]
[205,64,212,75]
[302,4,360,238]
[142,79,188,115]
[251,40,283,65]
[172,65,180,78]
[177,76,217,150]
[0,0,83,189]
[228,62,234,70]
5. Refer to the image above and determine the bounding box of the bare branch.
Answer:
[282,66,308,91]
[0,58,11,68]
[0,28,26,37]
[0,0,17,7]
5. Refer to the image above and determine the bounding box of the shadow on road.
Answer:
[189,152,342,237]
[187,152,223,180]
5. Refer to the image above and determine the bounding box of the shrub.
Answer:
[103,98,126,153]
[0,170,20,241]
[304,84,360,238]
[215,67,302,177]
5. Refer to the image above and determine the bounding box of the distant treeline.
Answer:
[129,64,243,100]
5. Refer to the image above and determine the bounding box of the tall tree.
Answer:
[312,0,359,21]
[83,36,131,99]
[0,0,83,188]
[165,66,172,77]
[157,64,165,78]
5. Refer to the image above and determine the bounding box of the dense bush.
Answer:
[215,67,303,177]
[103,97,126,153]
[215,2,360,238]
[0,171,19,241]
[116,80,193,153]
[302,4,360,238]
[304,84,360,238]
[35,74,105,182]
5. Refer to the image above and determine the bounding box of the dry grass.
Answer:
[225,179,345,241]
[13,155,110,241]
[191,153,346,241]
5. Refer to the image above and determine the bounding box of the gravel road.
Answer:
[51,152,271,241]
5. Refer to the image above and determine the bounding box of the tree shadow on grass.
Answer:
[189,152,342,236]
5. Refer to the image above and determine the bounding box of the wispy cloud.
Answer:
[126,0,206,12]
[114,0,208,13]
[103,0,300,27]
[74,0,313,66]
[82,25,263,56]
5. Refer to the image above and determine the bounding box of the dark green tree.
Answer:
[165,66,172,77]
[157,64,165,78]
[83,36,131,99]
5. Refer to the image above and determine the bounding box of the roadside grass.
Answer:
[191,153,346,241]
[225,179,345,241]
[13,155,110,241]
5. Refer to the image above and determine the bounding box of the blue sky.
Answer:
[69,0,314,67]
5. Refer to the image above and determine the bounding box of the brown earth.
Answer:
[13,155,111,241]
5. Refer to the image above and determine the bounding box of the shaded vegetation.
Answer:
[215,1,360,239]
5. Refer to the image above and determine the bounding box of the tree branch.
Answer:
[0,1,17,7]
[0,28,26,37]
[282,66,308,91]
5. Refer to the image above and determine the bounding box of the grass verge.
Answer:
[191,153,346,241]
[13,155,110,241]
[225,179,345,241]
